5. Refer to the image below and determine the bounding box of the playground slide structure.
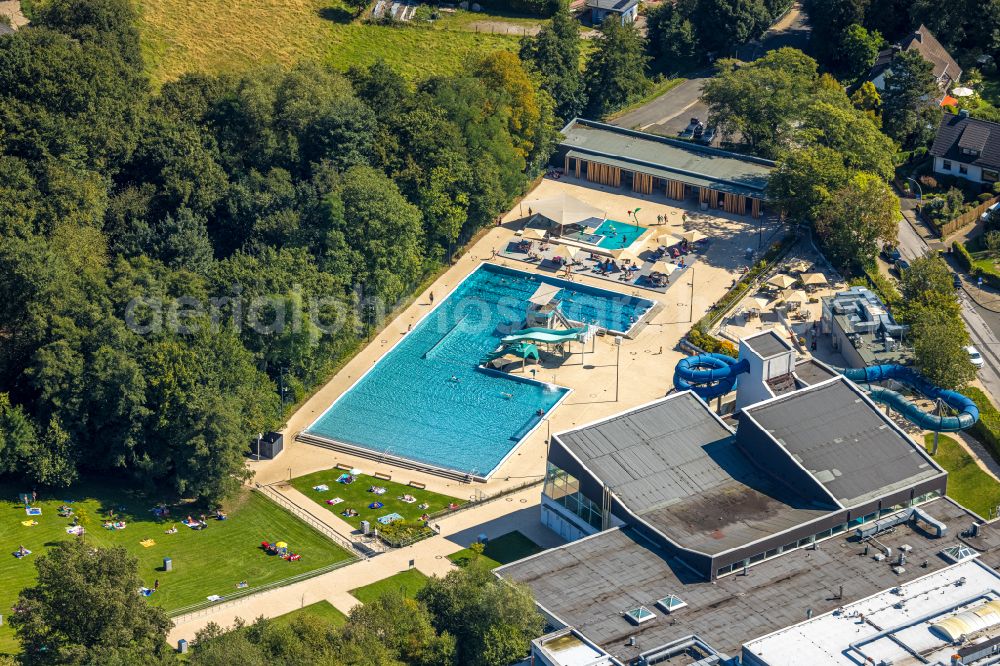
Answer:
[481,341,540,366]
[673,353,750,400]
[500,327,589,346]
[836,365,979,432]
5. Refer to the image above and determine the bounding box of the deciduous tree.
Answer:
[583,18,650,118]
[815,172,899,269]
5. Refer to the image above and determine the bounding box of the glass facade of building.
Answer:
[543,462,605,531]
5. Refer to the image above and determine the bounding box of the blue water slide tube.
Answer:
[836,364,979,432]
[673,353,750,400]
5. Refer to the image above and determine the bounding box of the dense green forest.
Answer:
[0,0,558,503]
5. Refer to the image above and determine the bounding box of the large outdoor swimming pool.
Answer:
[305,263,655,478]
[565,219,647,250]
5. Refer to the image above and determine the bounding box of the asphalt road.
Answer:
[895,217,1000,401]
[609,3,811,138]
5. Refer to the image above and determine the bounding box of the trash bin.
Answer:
[163,557,172,572]
[177,639,188,654]
[360,520,370,536]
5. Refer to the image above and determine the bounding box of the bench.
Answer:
[408,481,426,489]
[374,472,392,481]
[335,463,353,471]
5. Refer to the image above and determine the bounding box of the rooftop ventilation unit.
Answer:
[941,544,980,564]
[655,595,688,614]
[624,606,656,625]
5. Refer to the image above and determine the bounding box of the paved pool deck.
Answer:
[247,176,774,500]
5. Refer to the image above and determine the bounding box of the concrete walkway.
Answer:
[166,484,561,644]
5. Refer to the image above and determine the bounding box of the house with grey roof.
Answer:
[930,110,1000,186]
[585,0,638,26]
[869,24,961,92]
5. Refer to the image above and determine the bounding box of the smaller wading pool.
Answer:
[564,219,647,250]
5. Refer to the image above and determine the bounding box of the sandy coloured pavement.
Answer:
[166,175,777,644]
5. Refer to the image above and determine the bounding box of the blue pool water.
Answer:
[592,219,646,249]
[306,264,654,477]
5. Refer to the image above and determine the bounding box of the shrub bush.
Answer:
[953,240,974,271]
[964,386,1000,461]
[980,192,995,203]
[919,175,939,190]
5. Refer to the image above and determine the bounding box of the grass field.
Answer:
[926,433,1000,518]
[0,483,354,654]
[289,470,464,530]
[273,599,348,628]
[135,0,530,86]
[350,568,429,604]
[447,530,542,569]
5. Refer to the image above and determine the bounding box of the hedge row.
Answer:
[963,386,1000,461]
[685,233,796,354]
[952,240,1000,289]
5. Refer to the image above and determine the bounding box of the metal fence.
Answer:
[167,557,357,621]
[256,484,382,557]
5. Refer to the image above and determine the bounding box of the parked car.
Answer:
[966,345,985,369]
[698,127,717,145]
[953,273,962,289]
[981,202,1000,222]
[680,117,703,139]
[894,258,910,274]
[881,244,901,262]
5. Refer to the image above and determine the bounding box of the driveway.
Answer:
[608,3,811,139]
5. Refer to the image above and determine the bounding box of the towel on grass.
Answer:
[66,525,84,535]
[312,484,330,492]
[21,520,37,527]
[206,594,222,602]
[25,507,41,516]
[378,512,403,525]
[325,497,344,505]
[140,538,156,548]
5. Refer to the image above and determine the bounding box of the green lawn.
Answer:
[447,530,542,569]
[136,0,527,86]
[273,600,348,628]
[926,433,1000,517]
[289,470,464,531]
[0,483,354,654]
[350,568,429,605]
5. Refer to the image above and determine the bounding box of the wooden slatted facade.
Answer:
[632,172,654,194]
[561,147,767,218]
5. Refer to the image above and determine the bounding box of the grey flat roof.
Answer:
[585,0,637,11]
[744,330,791,358]
[555,393,829,555]
[793,359,837,387]
[500,498,992,663]
[744,379,942,506]
[560,120,774,198]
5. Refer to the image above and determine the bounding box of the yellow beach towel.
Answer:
[140,538,156,548]
[21,520,37,527]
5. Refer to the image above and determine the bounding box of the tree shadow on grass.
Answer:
[318,6,354,23]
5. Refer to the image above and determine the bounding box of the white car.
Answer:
[966,345,985,369]
[982,202,1000,222]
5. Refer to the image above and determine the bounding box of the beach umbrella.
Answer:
[800,272,828,286]
[679,230,707,243]
[767,274,797,289]
[651,260,678,275]
[615,248,643,264]
[781,289,807,304]
[560,244,581,259]
[752,295,772,310]
[651,231,679,246]
[524,228,547,240]
[952,86,974,98]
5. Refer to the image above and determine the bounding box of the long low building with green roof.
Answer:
[555,118,776,218]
